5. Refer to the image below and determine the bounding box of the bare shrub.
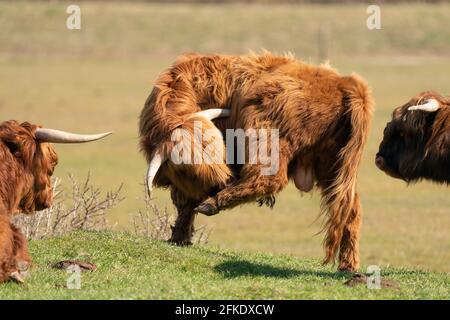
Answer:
[191,224,212,245]
[132,191,173,241]
[132,187,211,244]
[13,173,123,240]
[13,173,210,244]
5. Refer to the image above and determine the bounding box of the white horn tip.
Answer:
[408,99,440,112]
[192,108,231,121]
[98,132,113,139]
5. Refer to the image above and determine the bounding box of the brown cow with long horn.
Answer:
[0,120,111,283]
[139,52,373,271]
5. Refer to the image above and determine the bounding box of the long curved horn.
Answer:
[35,128,112,143]
[146,150,165,196]
[408,99,440,112]
[191,108,230,120]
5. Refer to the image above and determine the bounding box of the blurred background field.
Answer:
[0,1,449,272]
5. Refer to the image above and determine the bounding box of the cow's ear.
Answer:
[2,132,36,169]
[3,137,21,155]
[403,109,429,136]
[392,106,403,119]
[426,110,450,156]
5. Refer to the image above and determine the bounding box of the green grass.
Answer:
[0,1,449,276]
[0,231,448,299]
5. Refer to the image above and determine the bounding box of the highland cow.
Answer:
[0,120,111,283]
[139,52,373,271]
[376,91,450,183]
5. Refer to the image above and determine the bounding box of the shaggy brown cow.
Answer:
[376,91,450,183]
[139,52,373,271]
[0,120,111,283]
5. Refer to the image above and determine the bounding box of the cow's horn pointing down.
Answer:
[146,108,230,195]
[408,99,440,112]
[146,150,165,196]
[191,108,231,120]
[35,129,112,143]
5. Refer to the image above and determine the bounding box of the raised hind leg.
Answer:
[195,140,290,215]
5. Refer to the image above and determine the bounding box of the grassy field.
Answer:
[0,0,449,278]
[0,231,448,299]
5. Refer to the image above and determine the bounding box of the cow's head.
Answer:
[375,91,449,182]
[143,108,230,196]
[0,121,111,213]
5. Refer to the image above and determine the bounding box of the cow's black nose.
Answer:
[375,156,385,170]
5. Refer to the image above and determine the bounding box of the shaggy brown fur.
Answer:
[139,52,374,271]
[377,91,450,183]
[0,121,57,282]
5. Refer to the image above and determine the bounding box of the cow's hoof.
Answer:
[168,238,193,247]
[338,263,358,273]
[9,271,25,284]
[195,203,219,216]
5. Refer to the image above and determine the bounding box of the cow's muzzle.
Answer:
[375,154,385,170]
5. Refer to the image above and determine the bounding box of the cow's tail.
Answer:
[322,74,374,265]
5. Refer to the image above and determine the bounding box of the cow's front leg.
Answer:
[0,215,15,283]
[11,224,31,277]
[169,203,197,246]
[168,187,200,246]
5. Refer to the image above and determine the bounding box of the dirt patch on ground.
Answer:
[52,260,97,272]
[344,273,400,289]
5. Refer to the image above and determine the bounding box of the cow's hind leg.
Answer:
[168,187,199,246]
[195,149,289,215]
[337,193,361,271]
[316,152,361,272]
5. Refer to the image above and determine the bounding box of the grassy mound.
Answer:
[0,231,448,299]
